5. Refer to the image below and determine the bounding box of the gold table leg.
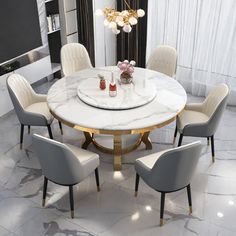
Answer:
[141,132,152,150]
[113,135,122,171]
[82,132,93,149]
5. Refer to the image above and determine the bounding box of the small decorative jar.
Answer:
[98,74,106,90]
[117,60,136,84]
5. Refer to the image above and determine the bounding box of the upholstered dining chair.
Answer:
[134,141,202,226]
[174,84,229,162]
[7,73,63,149]
[147,45,177,78]
[61,43,92,76]
[33,134,100,218]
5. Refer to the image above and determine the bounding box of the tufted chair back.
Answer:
[61,43,92,76]
[7,73,35,109]
[147,45,177,77]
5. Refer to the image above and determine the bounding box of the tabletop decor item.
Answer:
[117,60,136,84]
[109,72,117,97]
[98,74,106,90]
[95,0,145,34]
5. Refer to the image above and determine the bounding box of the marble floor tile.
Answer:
[15,209,95,236]
[0,226,12,236]
[0,85,235,235]
[0,195,41,232]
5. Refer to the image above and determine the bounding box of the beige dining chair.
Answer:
[7,74,63,149]
[33,134,100,218]
[174,84,229,162]
[134,141,202,226]
[61,43,92,76]
[147,45,177,78]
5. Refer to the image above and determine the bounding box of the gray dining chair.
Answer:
[61,43,92,76]
[147,45,177,78]
[174,83,229,162]
[134,141,202,226]
[7,74,63,149]
[33,134,100,218]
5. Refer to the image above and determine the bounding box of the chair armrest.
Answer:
[185,103,203,112]
[33,94,47,103]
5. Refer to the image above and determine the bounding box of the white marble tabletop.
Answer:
[77,75,157,110]
[47,67,187,133]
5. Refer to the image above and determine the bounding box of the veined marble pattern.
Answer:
[77,76,157,110]
[47,67,187,131]
[0,79,235,235]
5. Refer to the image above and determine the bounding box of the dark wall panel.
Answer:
[0,0,42,64]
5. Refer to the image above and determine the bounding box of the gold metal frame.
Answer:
[50,109,183,170]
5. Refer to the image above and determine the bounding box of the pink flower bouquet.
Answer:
[117,60,136,84]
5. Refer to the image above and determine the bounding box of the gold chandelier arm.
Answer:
[123,0,131,10]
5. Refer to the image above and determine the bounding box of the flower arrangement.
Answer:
[117,60,136,84]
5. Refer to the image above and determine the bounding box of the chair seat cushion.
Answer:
[25,102,53,123]
[66,144,99,178]
[177,110,209,132]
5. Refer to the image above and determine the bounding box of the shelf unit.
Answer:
[45,0,61,77]
[59,0,78,46]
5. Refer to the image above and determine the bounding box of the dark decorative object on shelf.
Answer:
[0,61,20,76]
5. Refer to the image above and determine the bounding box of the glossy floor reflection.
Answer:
[0,80,235,235]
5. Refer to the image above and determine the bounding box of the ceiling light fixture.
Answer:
[95,0,145,34]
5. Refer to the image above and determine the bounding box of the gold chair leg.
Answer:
[71,210,74,219]
[173,136,176,144]
[189,206,193,214]
[212,155,215,163]
[160,218,164,226]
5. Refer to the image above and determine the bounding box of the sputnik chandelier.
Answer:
[95,0,145,34]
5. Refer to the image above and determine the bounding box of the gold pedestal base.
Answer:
[82,131,152,171]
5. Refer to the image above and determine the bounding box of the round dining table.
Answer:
[47,67,187,170]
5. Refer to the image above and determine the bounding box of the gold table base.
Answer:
[82,131,153,171]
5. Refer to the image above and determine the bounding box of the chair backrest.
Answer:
[203,84,229,118]
[7,73,35,109]
[33,134,84,185]
[61,43,92,76]
[147,45,177,77]
[202,84,229,136]
[149,141,202,192]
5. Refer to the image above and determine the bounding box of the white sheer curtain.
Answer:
[146,0,236,105]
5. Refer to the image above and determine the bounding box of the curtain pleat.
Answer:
[76,0,95,66]
[146,0,236,105]
[117,0,148,67]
